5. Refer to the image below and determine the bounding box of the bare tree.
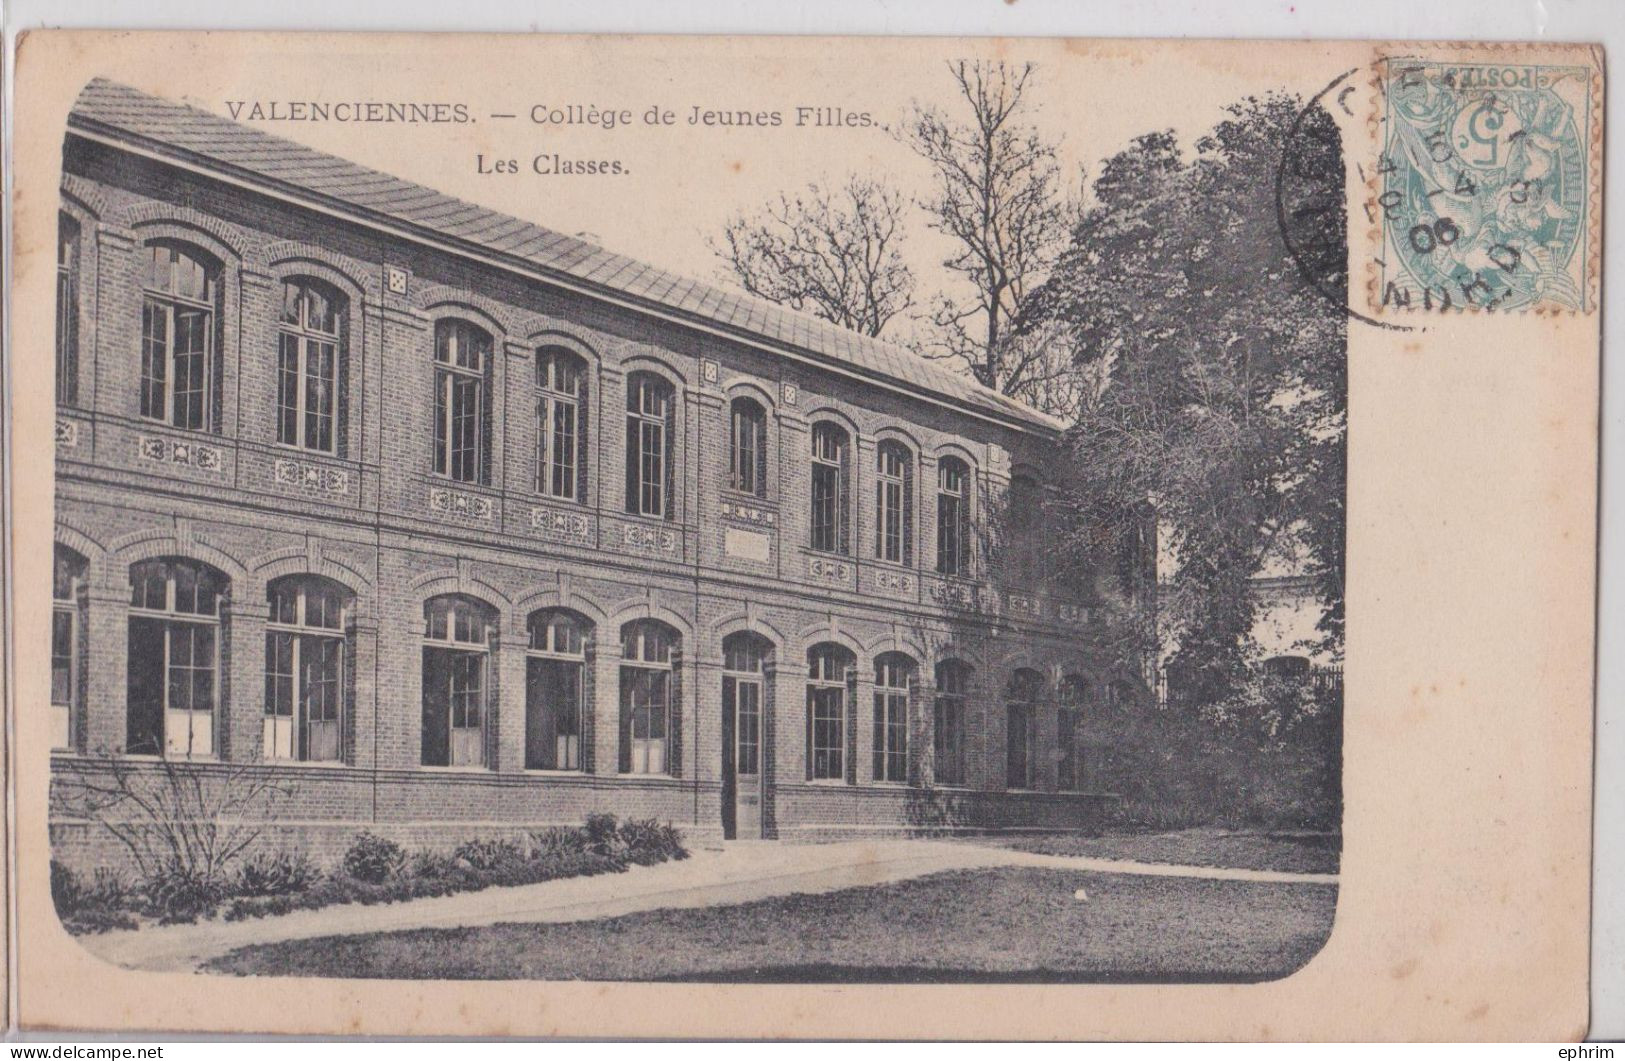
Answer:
[902,60,1076,411]
[52,753,293,888]
[711,176,916,338]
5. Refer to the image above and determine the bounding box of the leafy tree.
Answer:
[711,176,916,338]
[1031,94,1347,708]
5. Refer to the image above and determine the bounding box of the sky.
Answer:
[75,34,1327,354]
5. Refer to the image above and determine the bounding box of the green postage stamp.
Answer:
[1374,54,1601,314]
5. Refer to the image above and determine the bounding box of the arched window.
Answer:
[806,642,854,781]
[875,441,914,566]
[872,653,915,783]
[141,242,219,431]
[127,558,228,757]
[421,594,494,767]
[537,347,588,501]
[722,632,771,788]
[277,279,343,454]
[729,397,767,497]
[1005,668,1044,790]
[526,608,590,771]
[1057,674,1087,791]
[810,422,850,554]
[264,575,351,762]
[937,457,972,576]
[933,660,971,787]
[1004,473,1042,583]
[625,373,675,519]
[56,214,80,407]
[52,545,88,751]
[433,319,490,484]
[620,619,678,774]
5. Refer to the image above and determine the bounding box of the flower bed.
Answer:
[51,813,687,934]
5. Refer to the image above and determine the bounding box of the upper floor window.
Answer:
[422,594,495,767]
[810,423,850,554]
[277,279,342,454]
[127,558,228,758]
[620,619,678,774]
[537,347,587,501]
[433,319,490,484]
[729,397,767,497]
[526,609,590,771]
[56,214,80,407]
[264,575,351,762]
[51,545,87,751]
[625,373,674,519]
[1005,473,1042,583]
[806,642,853,782]
[872,653,914,783]
[937,457,971,576]
[141,243,219,432]
[875,441,913,566]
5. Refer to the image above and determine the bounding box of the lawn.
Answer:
[204,865,1338,982]
[959,828,1341,874]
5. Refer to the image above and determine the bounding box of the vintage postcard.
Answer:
[6,32,1600,1039]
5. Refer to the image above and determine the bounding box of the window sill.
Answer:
[135,419,221,440]
[271,440,341,460]
[806,777,850,786]
[259,758,350,770]
[524,768,586,776]
[418,764,493,774]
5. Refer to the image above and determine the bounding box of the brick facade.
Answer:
[50,92,1135,870]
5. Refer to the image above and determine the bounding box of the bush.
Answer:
[618,818,688,865]
[62,906,140,935]
[144,860,226,924]
[342,832,405,884]
[233,850,316,897]
[452,837,526,872]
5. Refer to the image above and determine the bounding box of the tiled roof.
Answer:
[69,79,1063,434]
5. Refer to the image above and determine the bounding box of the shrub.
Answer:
[51,862,138,934]
[233,850,316,897]
[406,849,459,881]
[51,861,85,917]
[452,837,526,872]
[62,906,139,935]
[584,812,619,847]
[618,818,687,865]
[342,832,405,884]
[144,860,226,924]
[529,826,589,860]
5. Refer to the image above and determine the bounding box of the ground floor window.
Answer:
[421,595,494,767]
[1057,675,1086,791]
[807,643,853,781]
[620,620,677,775]
[872,653,913,783]
[933,660,970,786]
[127,558,226,758]
[52,546,87,751]
[526,609,589,770]
[264,576,349,762]
[1006,668,1044,790]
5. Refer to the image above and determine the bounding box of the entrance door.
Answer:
[722,673,763,839]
